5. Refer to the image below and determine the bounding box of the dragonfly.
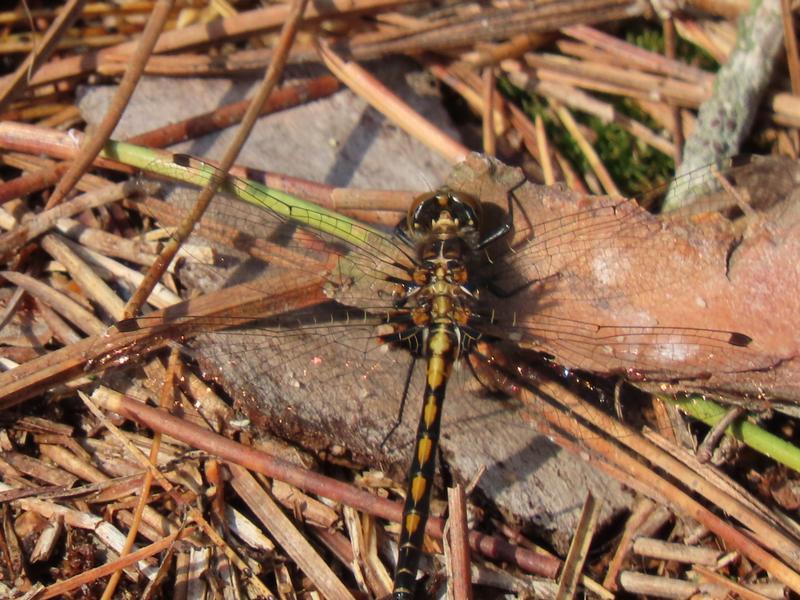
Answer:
[100,140,774,597]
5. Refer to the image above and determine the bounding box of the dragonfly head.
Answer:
[407,188,482,247]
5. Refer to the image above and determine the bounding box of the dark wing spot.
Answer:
[728,332,752,347]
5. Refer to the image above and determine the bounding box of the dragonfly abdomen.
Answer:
[393,322,458,598]
[392,188,484,597]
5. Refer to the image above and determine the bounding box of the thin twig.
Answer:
[516,378,800,593]
[0,0,87,110]
[317,40,469,164]
[38,528,188,600]
[123,0,310,318]
[482,67,496,157]
[551,99,620,195]
[445,484,472,599]
[535,114,555,185]
[1,0,404,89]
[780,0,800,96]
[662,17,684,164]
[95,389,563,578]
[80,389,274,596]
[127,76,340,149]
[45,0,174,209]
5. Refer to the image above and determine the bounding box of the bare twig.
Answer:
[123,0,309,317]
[0,0,87,110]
[45,0,174,209]
[317,41,469,163]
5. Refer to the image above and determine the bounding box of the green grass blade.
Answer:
[670,395,800,473]
[100,139,385,250]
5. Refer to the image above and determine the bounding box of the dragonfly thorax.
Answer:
[401,190,483,354]
[406,239,478,355]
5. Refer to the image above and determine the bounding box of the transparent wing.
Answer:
[656,154,800,214]
[133,152,416,312]
[483,197,658,302]
[195,313,421,453]
[476,311,757,378]
[134,153,775,379]
[469,163,778,379]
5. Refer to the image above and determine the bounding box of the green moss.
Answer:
[588,100,675,198]
[495,17,728,199]
[523,93,593,177]
[500,76,675,199]
[625,22,719,71]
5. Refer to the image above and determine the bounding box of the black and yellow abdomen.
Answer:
[393,323,459,598]
[391,188,483,598]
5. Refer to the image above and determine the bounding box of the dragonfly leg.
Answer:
[476,175,527,250]
[380,357,418,450]
[487,270,562,299]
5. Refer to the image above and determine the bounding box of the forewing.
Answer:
[475,195,770,379]
[133,155,415,312]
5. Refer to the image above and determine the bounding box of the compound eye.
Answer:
[407,191,435,232]
[408,188,483,231]
[446,190,481,229]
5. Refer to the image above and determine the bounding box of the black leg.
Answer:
[476,176,527,250]
[380,355,418,449]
